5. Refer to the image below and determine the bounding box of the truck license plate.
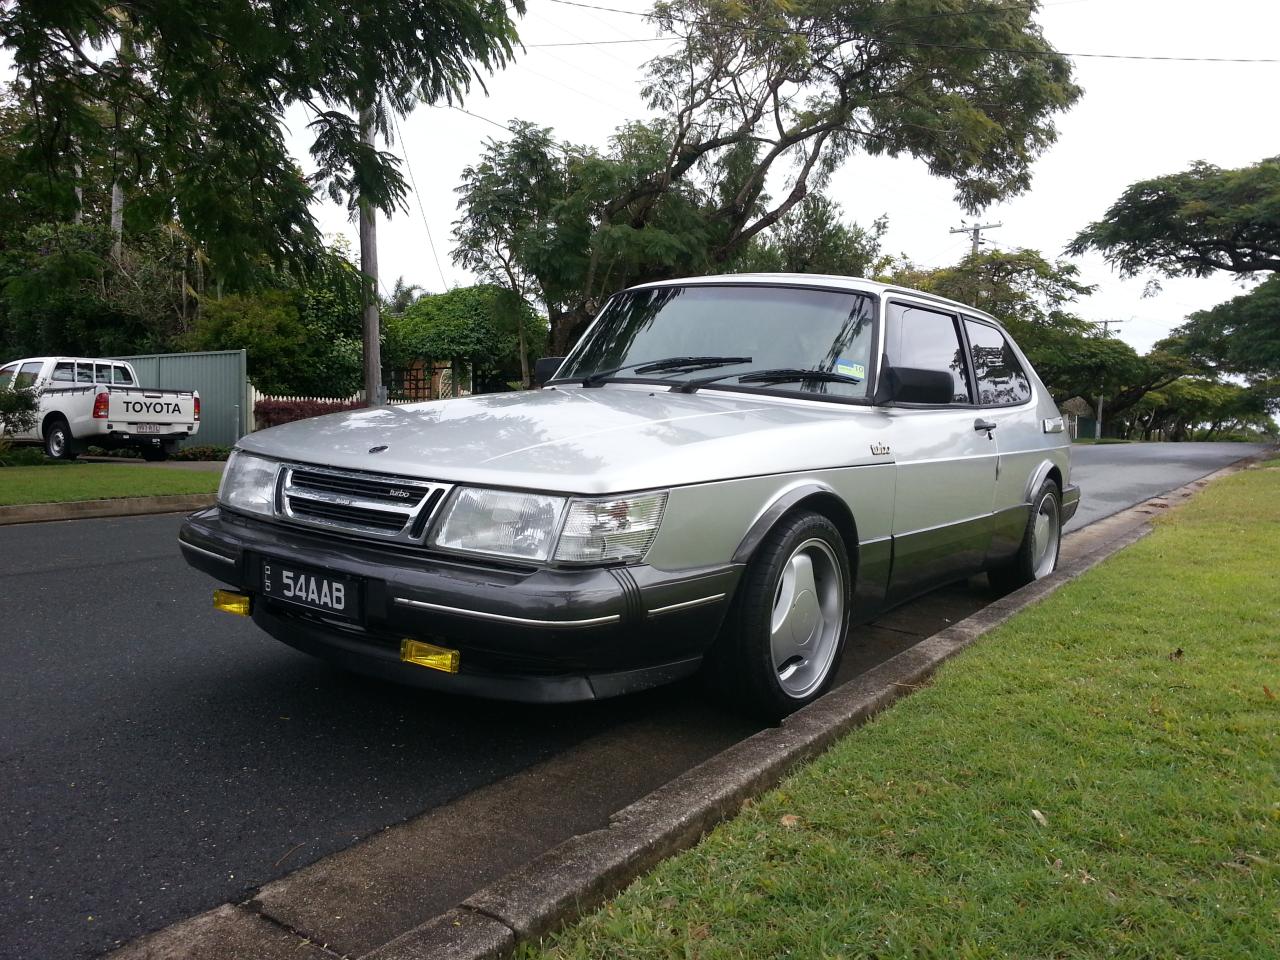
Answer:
[261,559,362,622]
[135,423,162,434]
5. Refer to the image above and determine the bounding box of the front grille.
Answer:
[279,464,451,543]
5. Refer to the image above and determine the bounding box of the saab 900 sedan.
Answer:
[180,274,1079,718]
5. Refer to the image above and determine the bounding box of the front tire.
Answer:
[705,510,851,720]
[989,479,1062,592]
[43,418,78,460]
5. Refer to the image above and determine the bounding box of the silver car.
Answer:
[180,274,1078,718]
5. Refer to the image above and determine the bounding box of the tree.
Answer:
[1068,156,1280,278]
[458,0,1080,352]
[1165,275,1280,379]
[1,0,526,284]
[382,277,427,317]
[385,285,545,393]
[729,196,886,277]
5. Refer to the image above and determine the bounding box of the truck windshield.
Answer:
[557,285,876,400]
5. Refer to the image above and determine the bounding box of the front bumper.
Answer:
[179,507,739,703]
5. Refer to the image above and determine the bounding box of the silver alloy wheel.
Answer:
[48,426,66,458]
[769,537,844,699]
[1031,492,1061,579]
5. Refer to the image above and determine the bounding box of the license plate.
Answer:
[135,423,162,434]
[261,558,362,622]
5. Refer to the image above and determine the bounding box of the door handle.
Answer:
[974,418,997,433]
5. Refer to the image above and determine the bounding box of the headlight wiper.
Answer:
[577,356,752,388]
[675,367,863,394]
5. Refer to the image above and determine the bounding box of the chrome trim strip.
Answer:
[179,539,236,565]
[392,596,621,628]
[647,593,727,618]
[284,485,418,514]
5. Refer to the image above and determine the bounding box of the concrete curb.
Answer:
[0,494,214,525]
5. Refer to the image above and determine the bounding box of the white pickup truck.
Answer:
[0,356,200,461]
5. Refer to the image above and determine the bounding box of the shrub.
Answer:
[254,398,365,429]
[0,445,49,467]
[171,445,232,462]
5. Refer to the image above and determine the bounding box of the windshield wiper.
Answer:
[675,367,864,394]
[577,356,752,388]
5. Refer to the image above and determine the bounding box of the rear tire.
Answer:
[704,510,851,720]
[989,479,1061,592]
[43,418,78,461]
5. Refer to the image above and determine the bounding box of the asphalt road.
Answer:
[0,441,1266,960]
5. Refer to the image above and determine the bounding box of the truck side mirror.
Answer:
[533,356,566,387]
[875,364,955,405]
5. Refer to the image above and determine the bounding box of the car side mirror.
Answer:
[876,365,955,405]
[533,356,566,387]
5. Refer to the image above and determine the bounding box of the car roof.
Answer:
[625,273,1003,327]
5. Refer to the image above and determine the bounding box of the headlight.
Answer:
[554,491,668,564]
[217,450,278,518]
[432,488,567,562]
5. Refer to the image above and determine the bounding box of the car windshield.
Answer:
[557,285,877,400]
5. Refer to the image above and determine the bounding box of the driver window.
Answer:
[0,365,15,390]
[884,303,972,403]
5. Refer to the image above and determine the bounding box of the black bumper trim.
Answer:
[1062,483,1082,523]
[179,506,740,700]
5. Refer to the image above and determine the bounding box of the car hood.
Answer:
[238,385,893,493]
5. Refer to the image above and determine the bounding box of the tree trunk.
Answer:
[358,106,383,406]
[550,307,593,356]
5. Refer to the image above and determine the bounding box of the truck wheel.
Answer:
[705,510,851,720]
[43,418,78,461]
[989,479,1061,593]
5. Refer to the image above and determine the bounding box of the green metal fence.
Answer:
[114,349,249,449]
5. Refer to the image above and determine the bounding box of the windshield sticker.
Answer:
[835,359,866,379]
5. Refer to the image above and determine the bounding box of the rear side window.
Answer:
[94,363,112,383]
[885,303,972,403]
[15,361,43,390]
[76,363,94,383]
[112,365,134,385]
[52,361,75,382]
[965,320,1032,405]
[0,364,15,389]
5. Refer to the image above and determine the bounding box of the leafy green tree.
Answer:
[729,196,886,278]
[457,0,1080,352]
[1,0,525,283]
[385,285,545,391]
[1165,275,1280,379]
[1068,157,1280,278]
[185,246,365,396]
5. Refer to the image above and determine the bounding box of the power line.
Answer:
[391,112,450,291]
[538,0,1280,63]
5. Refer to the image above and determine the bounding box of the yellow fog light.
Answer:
[213,589,252,616]
[401,638,460,674]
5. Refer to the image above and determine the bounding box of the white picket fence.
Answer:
[247,387,415,430]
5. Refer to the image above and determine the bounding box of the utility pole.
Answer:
[358,105,385,406]
[951,221,1002,256]
[1092,319,1124,440]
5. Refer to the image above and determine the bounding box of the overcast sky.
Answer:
[283,0,1278,356]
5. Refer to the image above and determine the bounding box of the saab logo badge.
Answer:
[870,442,891,456]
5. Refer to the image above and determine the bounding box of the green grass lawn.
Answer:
[0,464,220,505]
[525,468,1280,960]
